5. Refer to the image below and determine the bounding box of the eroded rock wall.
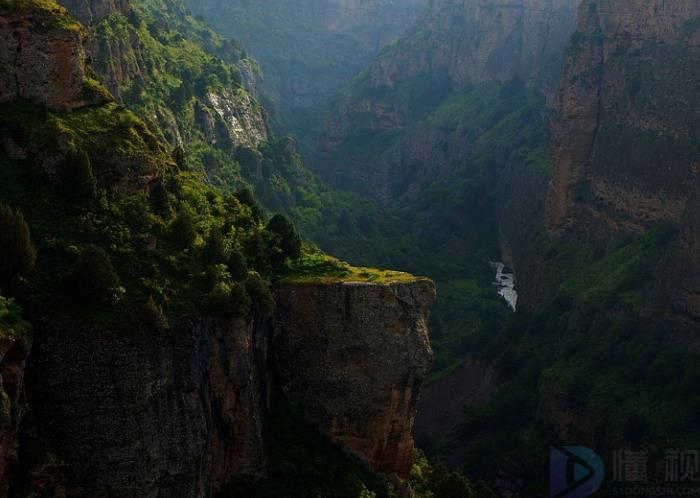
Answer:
[546,0,700,240]
[2,280,435,497]
[273,280,435,479]
[0,4,91,111]
[59,0,129,25]
[15,317,269,498]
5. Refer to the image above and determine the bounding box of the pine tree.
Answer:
[0,204,37,290]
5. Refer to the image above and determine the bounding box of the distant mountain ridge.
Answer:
[185,0,429,150]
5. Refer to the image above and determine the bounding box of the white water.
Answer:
[491,262,517,311]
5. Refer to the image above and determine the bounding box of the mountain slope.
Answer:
[184,0,429,151]
[308,0,581,372]
[0,1,438,496]
[433,1,700,494]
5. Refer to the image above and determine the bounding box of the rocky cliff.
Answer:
[59,0,128,24]
[545,0,700,315]
[0,4,435,495]
[364,0,581,98]
[0,330,29,498]
[274,280,435,479]
[74,0,270,153]
[546,0,700,240]
[7,280,434,497]
[0,1,107,111]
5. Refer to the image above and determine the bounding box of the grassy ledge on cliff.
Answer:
[281,245,427,285]
[0,0,80,30]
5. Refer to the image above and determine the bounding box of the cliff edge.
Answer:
[274,279,435,480]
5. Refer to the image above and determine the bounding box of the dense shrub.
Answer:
[235,187,264,222]
[227,248,248,281]
[68,245,121,306]
[234,146,262,178]
[245,272,274,318]
[266,214,302,266]
[0,204,36,290]
[62,149,97,201]
[169,209,198,249]
[203,229,229,263]
[207,281,251,317]
[149,181,172,219]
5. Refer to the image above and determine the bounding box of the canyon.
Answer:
[0,0,698,496]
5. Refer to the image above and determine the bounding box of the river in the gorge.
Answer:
[491,262,517,311]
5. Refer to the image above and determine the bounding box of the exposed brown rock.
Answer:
[3,279,435,496]
[0,4,96,112]
[59,0,129,25]
[546,0,700,240]
[273,280,435,479]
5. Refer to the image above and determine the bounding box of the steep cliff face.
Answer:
[273,280,435,479]
[365,0,580,98]
[59,0,128,24]
[7,280,434,497]
[16,317,268,497]
[0,1,107,111]
[546,0,700,241]
[545,0,700,315]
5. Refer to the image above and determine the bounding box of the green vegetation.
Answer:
[437,225,700,495]
[0,96,329,334]
[0,204,37,290]
[316,78,551,377]
[0,0,81,31]
[0,295,29,340]
[282,245,421,285]
[409,451,497,498]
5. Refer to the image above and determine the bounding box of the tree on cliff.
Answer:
[0,204,37,291]
[266,214,302,264]
[69,245,121,306]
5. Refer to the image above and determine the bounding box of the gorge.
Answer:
[1,0,698,497]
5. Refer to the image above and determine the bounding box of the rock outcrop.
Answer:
[273,280,435,479]
[0,2,97,111]
[59,0,129,24]
[7,280,434,496]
